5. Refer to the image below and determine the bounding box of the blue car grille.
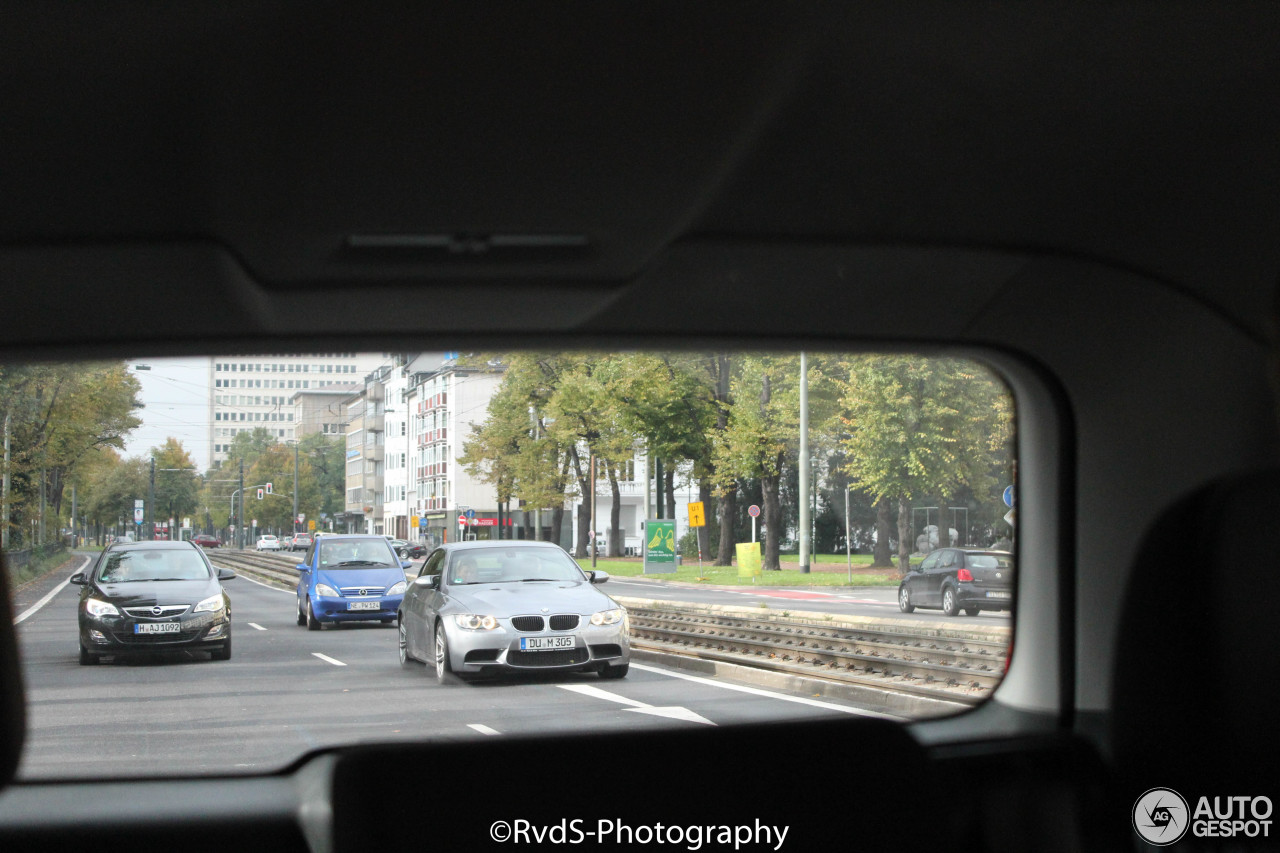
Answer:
[339,586,385,597]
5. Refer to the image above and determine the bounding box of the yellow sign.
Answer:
[736,542,762,579]
[308,519,316,531]
[410,515,420,530]
[687,501,706,528]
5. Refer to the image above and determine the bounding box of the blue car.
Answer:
[295,534,410,629]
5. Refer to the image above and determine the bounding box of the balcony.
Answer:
[365,444,384,462]
[366,414,385,433]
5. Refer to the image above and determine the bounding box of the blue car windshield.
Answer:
[319,540,398,568]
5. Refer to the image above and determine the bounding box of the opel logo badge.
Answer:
[151,606,163,616]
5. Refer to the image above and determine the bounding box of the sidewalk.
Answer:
[10,551,90,615]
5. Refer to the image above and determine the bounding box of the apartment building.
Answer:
[207,353,384,468]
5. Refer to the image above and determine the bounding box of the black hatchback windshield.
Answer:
[96,549,212,583]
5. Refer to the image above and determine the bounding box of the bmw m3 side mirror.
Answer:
[588,571,609,584]
[413,575,440,589]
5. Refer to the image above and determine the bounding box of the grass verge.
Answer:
[575,557,903,587]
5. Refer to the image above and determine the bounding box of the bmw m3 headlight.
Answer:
[85,598,119,618]
[590,608,623,626]
[315,584,339,598]
[453,614,499,630]
[193,594,224,614]
[386,580,407,596]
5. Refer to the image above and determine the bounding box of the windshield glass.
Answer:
[449,549,586,584]
[319,539,397,568]
[96,548,211,582]
[5,350,1015,779]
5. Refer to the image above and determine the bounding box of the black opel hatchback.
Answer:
[72,541,236,664]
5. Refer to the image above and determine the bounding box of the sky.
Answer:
[119,357,212,469]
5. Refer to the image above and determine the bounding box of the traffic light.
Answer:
[257,488,264,500]
[265,482,273,494]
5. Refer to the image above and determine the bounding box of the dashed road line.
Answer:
[312,652,347,666]
[559,683,715,725]
[468,724,502,736]
[247,623,267,631]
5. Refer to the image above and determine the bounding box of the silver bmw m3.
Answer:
[398,540,630,683]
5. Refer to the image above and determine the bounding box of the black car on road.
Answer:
[897,548,1013,617]
[72,540,236,664]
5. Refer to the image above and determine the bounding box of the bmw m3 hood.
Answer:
[449,582,616,616]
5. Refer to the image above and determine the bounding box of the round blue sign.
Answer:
[465,509,476,518]
[1003,485,1015,508]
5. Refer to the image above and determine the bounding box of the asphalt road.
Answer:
[14,556,890,780]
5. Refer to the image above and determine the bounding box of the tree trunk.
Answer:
[606,462,622,557]
[762,470,782,570]
[715,484,737,566]
[550,505,565,548]
[935,495,951,548]
[697,477,712,559]
[873,498,893,567]
[896,494,911,576]
[569,446,590,556]
[664,467,676,523]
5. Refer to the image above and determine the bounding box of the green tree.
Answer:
[837,356,1012,575]
[150,438,201,530]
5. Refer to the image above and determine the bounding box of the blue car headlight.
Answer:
[315,583,339,598]
[386,580,407,596]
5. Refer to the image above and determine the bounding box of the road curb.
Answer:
[628,647,970,718]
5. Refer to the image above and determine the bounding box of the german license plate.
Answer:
[521,636,575,651]
[134,622,180,634]
[986,591,1011,599]
[347,601,380,611]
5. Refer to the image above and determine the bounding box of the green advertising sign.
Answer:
[643,519,677,574]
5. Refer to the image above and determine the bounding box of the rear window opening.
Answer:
[3,349,1016,779]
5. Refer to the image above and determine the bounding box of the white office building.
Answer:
[207,353,385,469]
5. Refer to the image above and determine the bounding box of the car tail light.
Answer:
[956,568,973,581]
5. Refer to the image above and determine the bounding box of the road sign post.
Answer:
[747,504,761,543]
[687,502,706,578]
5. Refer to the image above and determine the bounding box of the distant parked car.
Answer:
[256,534,281,552]
[387,538,427,559]
[897,548,1014,616]
[192,534,221,549]
[288,533,314,552]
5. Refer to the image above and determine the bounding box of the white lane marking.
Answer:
[312,653,347,667]
[558,683,715,725]
[226,570,294,594]
[248,623,267,631]
[14,556,92,624]
[468,724,501,736]
[629,662,902,720]
[560,683,649,708]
